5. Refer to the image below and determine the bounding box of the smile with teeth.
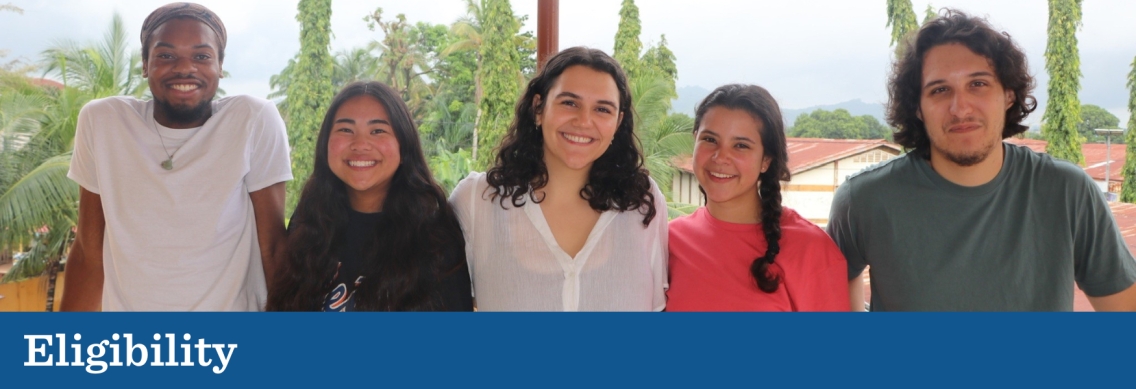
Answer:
[170,84,199,92]
[709,171,736,179]
[561,132,595,144]
[347,160,376,167]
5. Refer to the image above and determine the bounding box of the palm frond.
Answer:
[0,154,78,250]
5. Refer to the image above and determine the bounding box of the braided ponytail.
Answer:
[751,171,783,292]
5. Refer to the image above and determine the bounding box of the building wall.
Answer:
[0,271,65,312]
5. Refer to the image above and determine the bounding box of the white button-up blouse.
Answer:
[449,172,668,311]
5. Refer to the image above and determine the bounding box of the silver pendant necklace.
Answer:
[152,111,180,171]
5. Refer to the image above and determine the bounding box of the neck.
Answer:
[929,143,1005,187]
[348,192,386,214]
[706,189,761,224]
[153,106,212,129]
[539,154,591,202]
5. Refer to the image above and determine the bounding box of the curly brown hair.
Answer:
[485,46,656,226]
[888,9,1038,158]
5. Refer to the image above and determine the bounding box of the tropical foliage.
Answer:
[1041,0,1085,165]
[789,109,891,140]
[283,0,336,216]
[1120,57,1136,203]
[0,13,147,313]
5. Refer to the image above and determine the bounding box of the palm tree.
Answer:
[629,70,696,217]
[0,13,142,310]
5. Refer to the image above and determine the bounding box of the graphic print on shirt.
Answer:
[323,262,365,312]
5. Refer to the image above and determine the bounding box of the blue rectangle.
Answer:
[1,313,1133,387]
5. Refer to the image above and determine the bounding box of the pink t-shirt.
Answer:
[667,207,849,311]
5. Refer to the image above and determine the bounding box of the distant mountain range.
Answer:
[672,85,887,128]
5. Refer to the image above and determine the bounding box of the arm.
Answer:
[250,182,287,288]
[849,272,866,312]
[1087,282,1136,311]
[60,188,105,311]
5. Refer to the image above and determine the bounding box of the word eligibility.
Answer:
[24,333,237,374]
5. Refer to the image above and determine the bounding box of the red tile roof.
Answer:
[674,138,903,174]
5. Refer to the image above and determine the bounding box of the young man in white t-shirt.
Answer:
[61,3,292,311]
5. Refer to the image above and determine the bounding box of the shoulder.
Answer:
[80,96,145,117]
[214,95,279,117]
[1006,143,1089,183]
[668,208,700,233]
[840,153,916,194]
[450,171,491,205]
[779,207,833,243]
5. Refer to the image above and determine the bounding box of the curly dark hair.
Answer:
[693,84,790,293]
[267,82,467,311]
[485,46,656,226]
[888,9,1038,158]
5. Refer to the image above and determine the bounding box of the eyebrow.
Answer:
[334,118,391,125]
[153,42,217,51]
[700,129,756,143]
[555,91,618,109]
[923,71,996,89]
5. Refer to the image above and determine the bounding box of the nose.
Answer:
[949,91,973,117]
[711,148,727,164]
[349,135,372,151]
[171,56,197,75]
[574,108,596,129]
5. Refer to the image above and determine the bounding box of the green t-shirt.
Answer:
[828,143,1136,311]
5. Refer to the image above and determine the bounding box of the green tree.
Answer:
[886,0,919,56]
[283,0,336,216]
[641,34,677,104]
[613,0,643,80]
[788,109,890,139]
[474,0,523,170]
[1041,0,1084,165]
[1077,104,1120,143]
[923,4,937,25]
[1120,56,1136,203]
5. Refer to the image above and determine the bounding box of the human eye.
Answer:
[560,99,577,107]
[734,143,750,149]
[194,53,212,61]
[370,128,387,135]
[700,135,717,144]
[335,127,352,134]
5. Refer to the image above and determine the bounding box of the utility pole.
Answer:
[1095,128,1125,196]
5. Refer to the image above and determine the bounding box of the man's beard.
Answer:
[155,98,212,126]
[933,136,999,167]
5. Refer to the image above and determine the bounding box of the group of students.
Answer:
[60,3,1136,312]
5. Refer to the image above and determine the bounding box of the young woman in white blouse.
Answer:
[449,47,668,311]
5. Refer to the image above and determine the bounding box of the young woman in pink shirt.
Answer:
[666,84,851,311]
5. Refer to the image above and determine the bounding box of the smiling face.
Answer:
[143,18,223,128]
[535,65,624,173]
[693,107,771,213]
[327,95,401,213]
[918,43,1014,167]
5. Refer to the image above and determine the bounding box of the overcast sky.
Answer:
[3,0,1134,125]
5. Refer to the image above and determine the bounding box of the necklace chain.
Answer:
[152,107,180,171]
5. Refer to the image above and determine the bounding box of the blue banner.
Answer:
[1,313,1132,387]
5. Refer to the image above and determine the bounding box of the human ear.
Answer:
[532,94,543,126]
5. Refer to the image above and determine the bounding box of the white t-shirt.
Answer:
[449,172,668,311]
[67,95,292,311]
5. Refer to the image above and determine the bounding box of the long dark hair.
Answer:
[693,84,790,293]
[888,9,1037,158]
[267,81,466,311]
[485,46,656,226]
